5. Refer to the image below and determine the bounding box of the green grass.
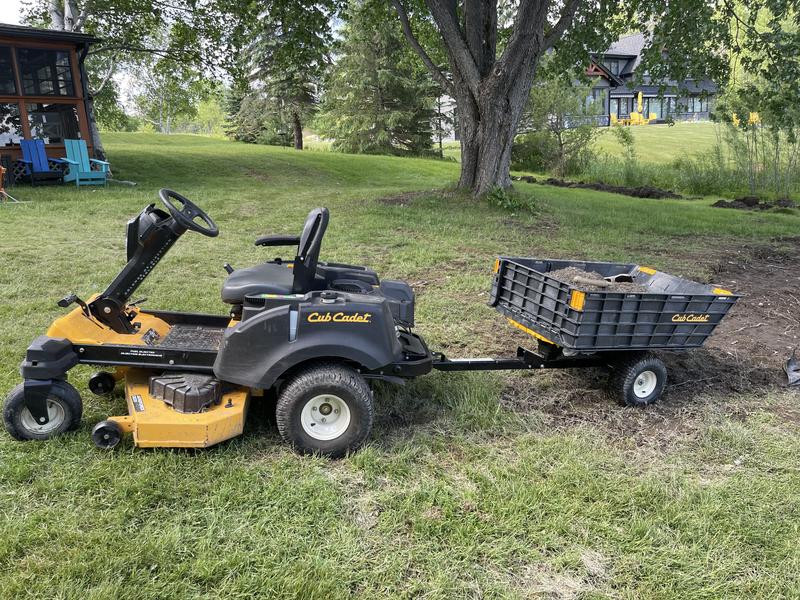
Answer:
[594,121,720,164]
[1,132,799,598]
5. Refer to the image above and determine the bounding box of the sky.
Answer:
[0,0,23,25]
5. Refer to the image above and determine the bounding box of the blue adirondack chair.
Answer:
[19,139,66,186]
[62,139,110,187]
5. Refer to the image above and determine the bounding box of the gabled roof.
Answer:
[0,23,99,45]
[604,33,647,57]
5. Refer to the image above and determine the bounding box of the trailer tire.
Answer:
[276,363,373,458]
[611,353,667,407]
[3,380,83,441]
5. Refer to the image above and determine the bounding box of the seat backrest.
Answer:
[292,207,329,293]
[21,139,50,173]
[65,139,90,171]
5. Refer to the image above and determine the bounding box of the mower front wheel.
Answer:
[3,380,83,441]
[276,363,374,458]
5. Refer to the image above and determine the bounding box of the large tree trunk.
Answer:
[392,0,580,196]
[455,84,532,195]
[452,53,540,195]
[292,111,303,150]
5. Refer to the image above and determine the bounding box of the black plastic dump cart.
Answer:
[465,257,740,406]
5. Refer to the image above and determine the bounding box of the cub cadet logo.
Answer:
[307,311,372,324]
[672,313,711,323]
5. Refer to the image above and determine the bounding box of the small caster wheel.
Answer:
[3,380,83,441]
[92,420,122,449]
[89,371,117,396]
[611,353,667,407]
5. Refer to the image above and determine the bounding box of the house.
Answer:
[0,23,99,164]
[587,33,717,126]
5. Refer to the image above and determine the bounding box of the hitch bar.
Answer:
[432,347,608,372]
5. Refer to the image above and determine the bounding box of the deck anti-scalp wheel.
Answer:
[89,371,117,396]
[91,420,123,449]
[3,380,83,441]
[611,353,668,407]
[276,363,374,458]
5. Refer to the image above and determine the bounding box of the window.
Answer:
[0,46,16,94]
[588,88,606,108]
[27,102,80,143]
[603,59,622,75]
[18,48,75,96]
[0,103,22,146]
[645,98,663,119]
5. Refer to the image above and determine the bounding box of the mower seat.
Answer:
[221,207,329,305]
[221,263,296,302]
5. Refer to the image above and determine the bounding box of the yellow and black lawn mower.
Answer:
[3,190,740,456]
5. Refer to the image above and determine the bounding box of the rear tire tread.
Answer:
[275,363,373,458]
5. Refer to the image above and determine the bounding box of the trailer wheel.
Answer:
[612,353,667,407]
[3,380,83,441]
[276,363,373,458]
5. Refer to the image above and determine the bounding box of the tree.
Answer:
[244,0,337,150]
[390,0,739,195]
[130,59,205,134]
[315,0,437,155]
[25,0,248,157]
[513,75,603,177]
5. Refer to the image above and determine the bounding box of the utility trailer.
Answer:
[472,256,740,405]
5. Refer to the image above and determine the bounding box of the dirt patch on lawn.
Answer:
[513,175,682,199]
[712,197,797,211]
[705,238,800,367]
[376,189,440,206]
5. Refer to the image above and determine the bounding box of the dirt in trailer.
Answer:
[547,267,649,293]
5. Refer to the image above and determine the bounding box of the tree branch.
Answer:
[49,0,65,30]
[74,0,93,32]
[390,0,454,95]
[89,51,120,95]
[543,0,582,50]
[425,0,482,94]
[494,0,550,84]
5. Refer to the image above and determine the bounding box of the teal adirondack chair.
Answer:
[19,139,66,186]
[62,139,110,187]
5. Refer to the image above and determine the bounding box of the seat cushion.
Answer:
[221,263,295,304]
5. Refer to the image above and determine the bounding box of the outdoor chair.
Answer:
[18,139,66,186]
[62,139,110,187]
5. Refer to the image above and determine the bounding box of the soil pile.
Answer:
[548,267,648,293]
[511,176,682,199]
[712,197,797,211]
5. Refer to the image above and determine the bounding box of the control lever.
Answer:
[58,293,90,317]
[223,263,234,274]
[129,297,148,307]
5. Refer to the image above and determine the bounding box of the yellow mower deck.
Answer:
[109,370,249,448]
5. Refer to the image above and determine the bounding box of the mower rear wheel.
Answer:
[611,353,668,407]
[92,420,123,449]
[276,363,373,458]
[3,380,83,441]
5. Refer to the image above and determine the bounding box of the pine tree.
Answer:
[315,0,437,156]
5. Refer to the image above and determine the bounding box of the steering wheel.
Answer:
[158,189,219,237]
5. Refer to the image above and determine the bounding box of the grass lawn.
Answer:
[594,121,720,164]
[1,132,799,599]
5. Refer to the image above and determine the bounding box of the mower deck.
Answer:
[110,369,249,448]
